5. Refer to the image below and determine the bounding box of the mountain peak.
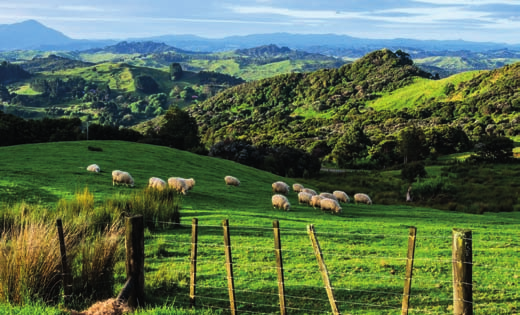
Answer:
[0,19,72,50]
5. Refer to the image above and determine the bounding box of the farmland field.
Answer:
[0,141,518,314]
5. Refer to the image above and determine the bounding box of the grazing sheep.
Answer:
[175,177,195,191]
[86,164,100,173]
[185,178,196,191]
[301,188,317,196]
[168,177,188,195]
[319,192,338,201]
[333,190,350,203]
[224,175,240,186]
[309,195,325,209]
[272,181,290,195]
[292,183,304,193]
[112,170,134,187]
[320,198,343,214]
[272,194,291,211]
[354,193,372,205]
[298,191,313,205]
[148,177,166,190]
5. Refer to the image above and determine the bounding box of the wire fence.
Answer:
[137,217,520,315]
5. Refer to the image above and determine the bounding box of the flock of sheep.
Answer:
[87,163,195,194]
[86,164,372,213]
[269,180,372,214]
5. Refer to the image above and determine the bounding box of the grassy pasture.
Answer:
[367,71,480,111]
[0,141,518,314]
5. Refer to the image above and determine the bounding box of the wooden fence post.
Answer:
[273,220,287,315]
[223,219,237,315]
[452,229,473,315]
[123,215,145,308]
[190,218,198,308]
[401,226,417,315]
[56,219,72,305]
[307,224,341,315]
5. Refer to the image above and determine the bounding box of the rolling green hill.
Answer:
[0,140,290,208]
[2,60,244,125]
[366,70,481,111]
[0,141,519,314]
[190,49,519,169]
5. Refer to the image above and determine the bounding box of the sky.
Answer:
[0,0,519,44]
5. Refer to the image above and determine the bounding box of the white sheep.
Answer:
[309,195,325,209]
[320,198,342,214]
[292,183,304,193]
[272,181,290,195]
[319,192,338,201]
[168,177,188,195]
[272,194,291,211]
[87,164,100,173]
[224,175,240,186]
[301,188,317,196]
[112,170,134,187]
[185,178,196,191]
[148,177,166,190]
[333,190,350,203]
[298,191,313,205]
[176,177,195,191]
[354,193,372,205]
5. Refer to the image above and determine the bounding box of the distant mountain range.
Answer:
[0,20,114,51]
[1,20,520,57]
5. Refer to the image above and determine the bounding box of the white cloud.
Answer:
[57,5,104,12]
[227,3,515,28]
[413,0,520,4]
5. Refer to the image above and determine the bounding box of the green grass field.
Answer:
[0,141,518,314]
[367,71,480,111]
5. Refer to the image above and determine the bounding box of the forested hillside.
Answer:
[189,49,520,169]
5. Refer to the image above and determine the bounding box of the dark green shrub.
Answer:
[412,176,455,201]
[401,161,427,183]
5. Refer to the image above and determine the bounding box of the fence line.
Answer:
[47,216,519,314]
[181,219,487,314]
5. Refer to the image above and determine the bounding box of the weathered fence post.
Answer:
[401,226,417,315]
[223,219,237,315]
[307,224,341,315]
[452,228,473,315]
[56,219,72,305]
[121,215,145,308]
[190,218,198,308]
[273,220,287,315]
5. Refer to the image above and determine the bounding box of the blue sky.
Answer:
[0,0,519,43]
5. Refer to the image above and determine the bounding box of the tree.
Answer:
[134,75,159,94]
[426,126,472,156]
[148,93,168,109]
[170,63,183,81]
[331,124,371,168]
[157,106,201,150]
[401,161,427,183]
[398,125,428,164]
[0,84,10,102]
[472,135,514,163]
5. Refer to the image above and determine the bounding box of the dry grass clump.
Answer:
[69,298,133,315]
[0,218,81,304]
[57,187,95,216]
[76,223,124,301]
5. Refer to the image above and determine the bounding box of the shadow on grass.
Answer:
[0,183,59,204]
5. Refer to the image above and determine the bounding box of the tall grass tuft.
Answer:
[111,187,183,230]
[0,218,80,305]
[74,222,124,305]
[57,187,95,216]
